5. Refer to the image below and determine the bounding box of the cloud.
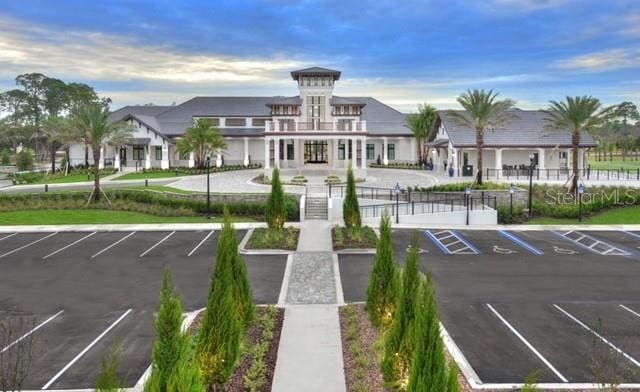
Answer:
[0,16,305,85]
[492,0,570,10]
[623,13,640,37]
[555,49,640,72]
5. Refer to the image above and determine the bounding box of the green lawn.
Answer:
[113,171,190,180]
[527,205,640,225]
[46,174,97,183]
[587,158,640,170]
[0,210,255,225]
[123,185,201,194]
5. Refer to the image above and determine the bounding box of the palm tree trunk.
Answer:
[571,131,580,193]
[84,144,89,168]
[51,143,56,172]
[476,129,484,185]
[93,147,101,202]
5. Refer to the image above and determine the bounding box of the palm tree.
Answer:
[448,89,516,185]
[176,118,227,169]
[70,103,133,201]
[405,104,438,165]
[41,115,70,172]
[543,96,614,193]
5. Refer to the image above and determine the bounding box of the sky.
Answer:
[0,0,638,112]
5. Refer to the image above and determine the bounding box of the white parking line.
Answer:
[187,230,214,256]
[620,304,640,319]
[0,232,58,259]
[139,231,175,258]
[1,310,64,353]
[42,232,96,260]
[41,309,132,390]
[0,232,17,242]
[486,304,568,382]
[91,231,136,258]
[554,304,640,369]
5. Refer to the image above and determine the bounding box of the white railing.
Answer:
[265,120,367,132]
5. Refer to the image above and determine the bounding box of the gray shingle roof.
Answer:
[109,96,410,137]
[438,110,598,148]
[266,96,302,106]
[331,96,366,106]
[291,67,341,80]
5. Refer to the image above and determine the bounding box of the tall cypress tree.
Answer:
[266,167,286,229]
[381,234,421,388]
[343,163,361,228]
[197,212,242,389]
[222,206,255,329]
[365,211,399,329]
[149,267,184,392]
[407,275,460,392]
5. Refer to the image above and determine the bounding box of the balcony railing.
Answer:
[266,120,367,132]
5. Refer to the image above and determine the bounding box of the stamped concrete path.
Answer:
[271,219,346,392]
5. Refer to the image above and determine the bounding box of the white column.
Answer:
[350,138,356,168]
[333,139,340,168]
[215,152,222,168]
[360,138,367,169]
[114,147,120,170]
[410,137,417,163]
[274,138,280,168]
[144,145,151,169]
[292,138,299,168]
[578,148,584,173]
[98,146,105,169]
[243,137,249,166]
[383,137,389,166]
[537,148,545,170]
[264,138,271,170]
[188,152,195,168]
[495,148,502,180]
[161,144,169,169]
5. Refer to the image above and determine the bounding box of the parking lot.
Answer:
[339,228,640,386]
[0,230,287,390]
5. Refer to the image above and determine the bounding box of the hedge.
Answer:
[14,168,118,184]
[138,164,261,176]
[0,190,299,221]
[369,163,424,170]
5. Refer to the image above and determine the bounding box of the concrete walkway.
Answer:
[271,219,346,392]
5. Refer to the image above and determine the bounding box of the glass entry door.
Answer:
[304,141,328,163]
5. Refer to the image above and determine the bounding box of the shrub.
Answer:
[266,168,286,229]
[0,150,10,166]
[221,207,255,329]
[343,164,361,228]
[15,150,34,171]
[149,267,184,391]
[166,334,205,392]
[95,344,126,392]
[382,234,421,388]
[365,212,399,329]
[197,208,242,389]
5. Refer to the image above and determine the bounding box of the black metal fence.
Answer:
[359,195,497,219]
[486,167,640,181]
[328,184,470,203]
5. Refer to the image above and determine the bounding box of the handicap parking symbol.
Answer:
[406,245,428,254]
[493,245,517,254]
[553,246,578,255]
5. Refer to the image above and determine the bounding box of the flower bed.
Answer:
[246,227,300,250]
[332,226,378,250]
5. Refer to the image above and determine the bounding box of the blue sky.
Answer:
[0,0,638,111]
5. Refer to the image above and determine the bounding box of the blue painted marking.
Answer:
[423,230,451,255]
[451,231,482,254]
[499,230,544,255]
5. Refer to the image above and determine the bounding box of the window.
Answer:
[387,144,395,160]
[180,152,190,160]
[252,118,267,127]
[194,117,219,126]
[155,146,162,160]
[348,140,353,160]
[133,146,145,160]
[287,142,294,160]
[279,140,285,160]
[366,144,375,160]
[559,151,567,159]
[225,118,246,126]
[338,119,352,131]
[338,141,345,160]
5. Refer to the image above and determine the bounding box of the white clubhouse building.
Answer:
[69,66,596,178]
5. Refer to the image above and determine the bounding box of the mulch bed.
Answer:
[339,304,388,392]
[189,306,285,392]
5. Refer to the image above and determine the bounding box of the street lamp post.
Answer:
[528,154,535,218]
[509,183,515,224]
[578,183,585,223]
[465,186,471,225]
[206,156,211,218]
[394,182,401,224]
